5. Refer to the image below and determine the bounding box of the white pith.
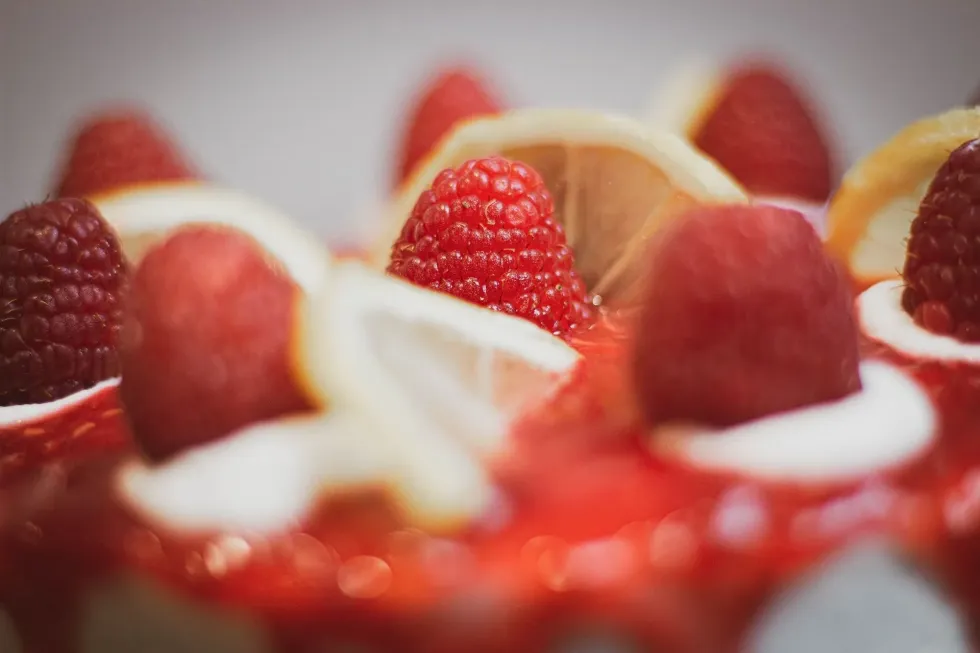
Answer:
[301,261,581,529]
[653,361,936,482]
[0,378,119,429]
[860,279,980,364]
[93,185,330,295]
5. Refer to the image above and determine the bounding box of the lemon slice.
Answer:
[296,261,580,529]
[645,58,723,138]
[93,185,331,294]
[371,108,747,307]
[826,107,980,289]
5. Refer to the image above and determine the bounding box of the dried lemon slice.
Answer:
[295,261,579,528]
[371,109,747,307]
[826,107,980,289]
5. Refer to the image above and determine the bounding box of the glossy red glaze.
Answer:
[0,320,938,653]
[864,334,980,649]
[0,382,129,488]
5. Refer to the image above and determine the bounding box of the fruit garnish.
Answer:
[93,186,331,290]
[826,107,980,291]
[296,261,580,528]
[119,225,317,462]
[53,109,199,200]
[0,199,127,406]
[635,204,861,428]
[899,138,980,340]
[395,66,503,186]
[651,59,835,203]
[374,109,748,307]
[387,155,593,336]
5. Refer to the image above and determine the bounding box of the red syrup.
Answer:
[862,331,980,650]
[0,381,129,488]
[0,316,940,653]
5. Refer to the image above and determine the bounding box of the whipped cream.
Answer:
[0,378,119,429]
[118,411,390,534]
[653,361,936,482]
[860,279,980,364]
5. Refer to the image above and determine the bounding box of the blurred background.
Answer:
[2,0,979,242]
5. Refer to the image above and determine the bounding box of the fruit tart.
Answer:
[832,107,980,648]
[0,110,945,652]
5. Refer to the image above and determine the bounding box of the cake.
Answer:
[0,78,977,653]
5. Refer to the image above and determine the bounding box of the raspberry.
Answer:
[901,138,980,341]
[0,199,127,405]
[387,156,593,336]
[120,225,315,461]
[395,68,502,186]
[694,63,835,202]
[54,109,197,199]
[634,204,861,428]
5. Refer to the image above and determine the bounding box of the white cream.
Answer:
[0,377,119,428]
[118,411,390,535]
[80,574,273,653]
[860,279,980,364]
[653,361,936,483]
[93,185,330,295]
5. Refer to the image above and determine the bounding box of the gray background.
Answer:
[1,1,979,650]
[2,0,980,241]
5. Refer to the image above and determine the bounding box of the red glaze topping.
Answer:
[0,315,936,653]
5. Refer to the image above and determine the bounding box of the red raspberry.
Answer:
[901,138,980,341]
[53,109,198,199]
[0,199,127,405]
[119,225,315,462]
[395,67,503,186]
[694,63,835,202]
[634,204,861,428]
[387,156,593,336]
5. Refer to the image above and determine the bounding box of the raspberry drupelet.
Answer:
[388,156,593,336]
[902,138,980,340]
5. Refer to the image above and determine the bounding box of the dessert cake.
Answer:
[0,64,977,653]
